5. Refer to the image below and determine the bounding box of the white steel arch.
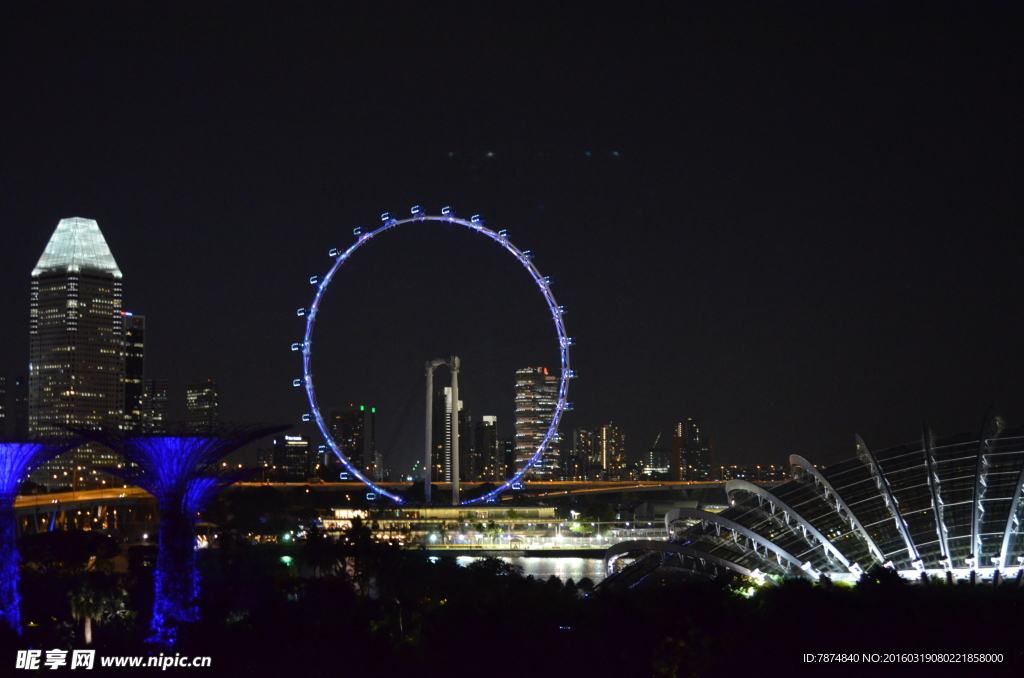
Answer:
[725,479,853,572]
[856,434,920,563]
[789,454,885,565]
[665,507,815,580]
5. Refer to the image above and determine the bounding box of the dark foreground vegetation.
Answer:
[4,526,1024,677]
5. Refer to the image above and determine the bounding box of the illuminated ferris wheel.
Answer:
[294,206,573,504]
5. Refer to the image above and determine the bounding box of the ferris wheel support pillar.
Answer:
[450,356,461,506]
[425,358,447,504]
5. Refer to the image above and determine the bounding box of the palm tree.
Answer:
[69,580,105,645]
[68,573,129,645]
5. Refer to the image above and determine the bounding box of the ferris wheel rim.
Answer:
[299,210,571,505]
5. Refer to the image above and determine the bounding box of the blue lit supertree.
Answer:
[0,441,74,634]
[85,424,288,646]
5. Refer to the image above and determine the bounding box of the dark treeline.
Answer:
[4,525,1024,677]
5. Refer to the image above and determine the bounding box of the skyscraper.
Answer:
[513,367,560,478]
[596,423,626,480]
[474,415,500,481]
[326,405,376,479]
[185,380,219,432]
[271,434,312,482]
[673,418,712,481]
[29,218,125,488]
[502,438,515,479]
[142,378,168,434]
[430,387,464,482]
[122,314,145,432]
[0,376,5,436]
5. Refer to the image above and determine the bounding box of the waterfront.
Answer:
[455,555,606,583]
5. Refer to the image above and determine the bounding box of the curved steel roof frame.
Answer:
[998,446,1024,571]
[726,479,852,572]
[666,507,815,580]
[921,424,951,563]
[789,454,884,565]
[856,434,920,562]
[604,539,758,579]
[972,412,1004,564]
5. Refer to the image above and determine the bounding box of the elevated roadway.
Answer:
[228,479,772,498]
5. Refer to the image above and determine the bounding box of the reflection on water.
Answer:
[457,556,606,584]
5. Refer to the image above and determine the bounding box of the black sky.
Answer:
[2,2,1022,474]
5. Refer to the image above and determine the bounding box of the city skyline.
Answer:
[1,4,1021,477]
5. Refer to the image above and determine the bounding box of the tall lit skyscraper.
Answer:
[122,314,145,432]
[673,418,712,481]
[573,428,597,465]
[327,405,376,479]
[474,415,500,480]
[596,423,626,480]
[29,218,125,488]
[430,387,465,482]
[514,367,560,478]
[143,378,168,434]
[185,380,219,432]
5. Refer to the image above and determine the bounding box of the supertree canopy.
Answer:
[84,423,288,646]
[0,441,77,634]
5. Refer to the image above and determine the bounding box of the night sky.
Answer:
[2,3,1022,475]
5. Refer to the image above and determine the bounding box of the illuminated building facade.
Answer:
[29,218,125,489]
[122,314,145,432]
[272,434,312,481]
[502,438,515,479]
[671,419,712,481]
[597,423,626,479]
[716,464,788,482]
[514,367,560,478]
[327,405,376,479]
[185,380,218,432]
[143,378,168,434]
[644,448,672,479]
[429,387,465,482]
[608,414,1024,584]
[474,415,500,480]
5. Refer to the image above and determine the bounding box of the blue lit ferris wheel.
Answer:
[295,206,573,504]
